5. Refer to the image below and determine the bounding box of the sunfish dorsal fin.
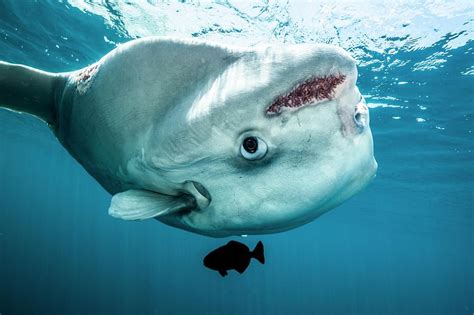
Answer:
[109,189,195,220]
[0,61,67,126]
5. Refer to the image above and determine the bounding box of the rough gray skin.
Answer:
[0,37,377,237]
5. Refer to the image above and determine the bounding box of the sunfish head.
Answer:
[136,42,377,237]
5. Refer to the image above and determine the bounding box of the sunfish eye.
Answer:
[243,137,258,153]
[240,136,268,160]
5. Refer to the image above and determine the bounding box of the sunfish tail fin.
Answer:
[251,241,265,264]
[0,61,67,126]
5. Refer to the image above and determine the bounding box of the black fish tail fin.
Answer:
[251,241,265,264]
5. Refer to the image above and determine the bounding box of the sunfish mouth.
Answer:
[184,180,212,210]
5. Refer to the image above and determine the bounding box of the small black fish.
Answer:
[203,240,265,277]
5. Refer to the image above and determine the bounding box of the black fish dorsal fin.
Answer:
[227,240,241,246]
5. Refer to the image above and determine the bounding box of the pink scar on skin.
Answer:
[265,74,346,115]
[76,63,100,95]
[78,64,99,82]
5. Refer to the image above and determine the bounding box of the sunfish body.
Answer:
[0,37,377,237]
[204,241,265,277]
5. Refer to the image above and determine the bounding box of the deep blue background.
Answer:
[0,1,472,314]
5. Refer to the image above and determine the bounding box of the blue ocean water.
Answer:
[0,1,472,314]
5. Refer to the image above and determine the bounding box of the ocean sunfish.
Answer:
[0,37,377,237]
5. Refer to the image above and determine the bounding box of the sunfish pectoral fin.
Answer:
[108,189,195,220]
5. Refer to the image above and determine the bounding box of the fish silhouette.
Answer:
[203,240,265,277]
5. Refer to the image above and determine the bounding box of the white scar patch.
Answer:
[75,63,100,95]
